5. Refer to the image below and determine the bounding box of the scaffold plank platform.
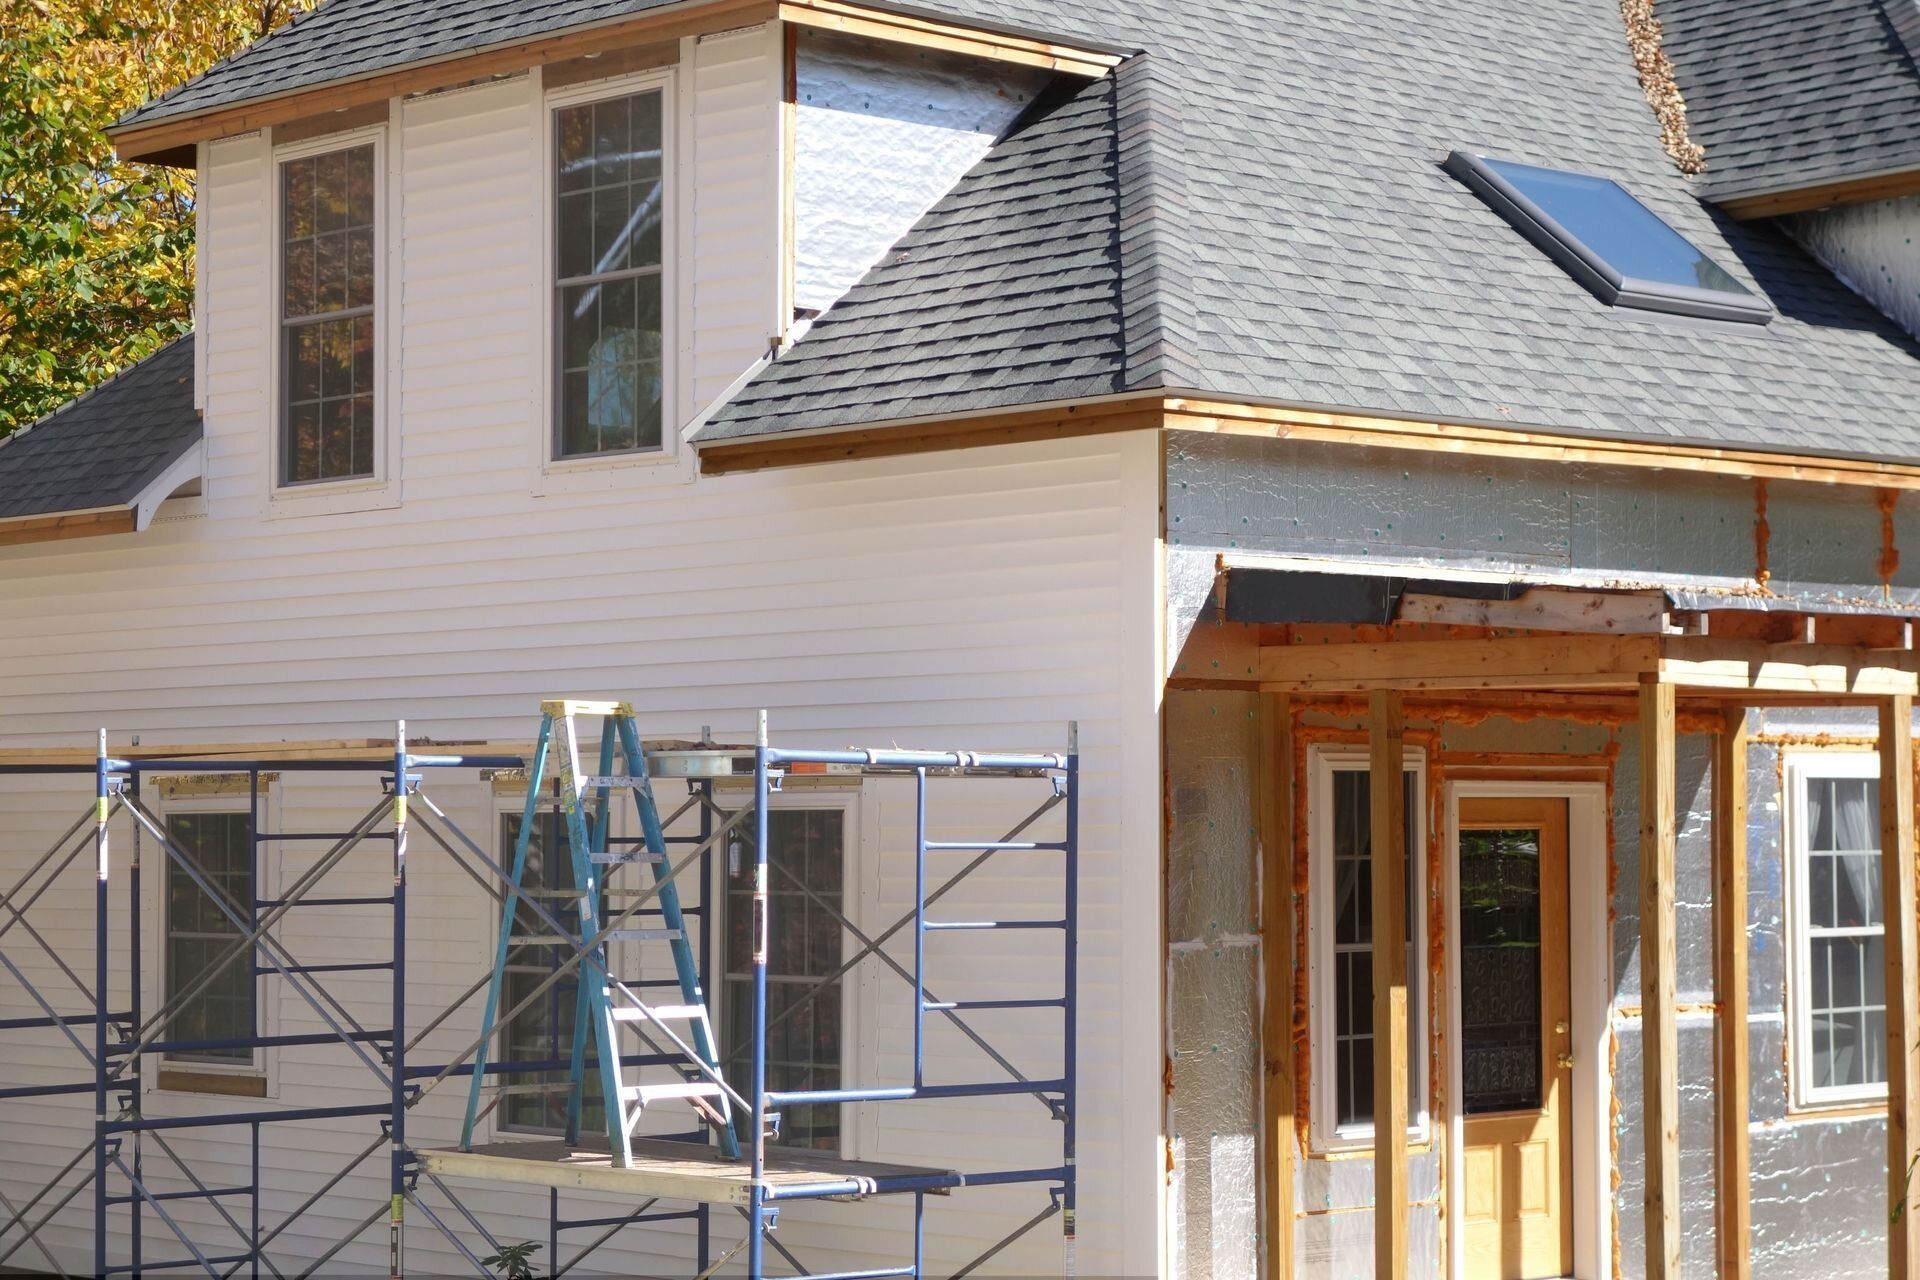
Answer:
[419,1139,958,1206]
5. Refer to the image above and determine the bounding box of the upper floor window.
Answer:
[280,141,379,485]
[553,86,666,460]
[1785,752,1888,1109]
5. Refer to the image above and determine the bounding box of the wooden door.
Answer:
[1458,798,1573,1280]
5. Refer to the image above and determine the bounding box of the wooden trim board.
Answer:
[111,0,1122,163]
[1717,169,1920,221]
[0,508,137,548]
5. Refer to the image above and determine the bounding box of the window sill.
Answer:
[157,1068,269,1098]
[266,476,400,520]
[1786,1095,1888,1121]
[535,447,692,496]
[1311,1122,1433,1157]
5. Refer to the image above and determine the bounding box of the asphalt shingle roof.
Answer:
[0,337,202,521]
[1662,0,1920,201]
[108,0,1920,465]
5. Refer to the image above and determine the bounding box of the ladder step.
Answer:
[622,1081,725,1104]
[611,1004,708,1023]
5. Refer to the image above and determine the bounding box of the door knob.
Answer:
[1557,1052,1575,1070]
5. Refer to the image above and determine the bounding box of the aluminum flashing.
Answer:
[1444,151,1773,324]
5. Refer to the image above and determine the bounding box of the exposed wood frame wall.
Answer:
[1639,677,1681,1279]
[1369,690,1410,1276]
[1882,696,1920,1279]
[1714,709,1752,1278]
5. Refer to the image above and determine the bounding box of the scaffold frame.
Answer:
[0,711,1079,1280]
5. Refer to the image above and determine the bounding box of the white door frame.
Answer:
[1443,779,1611,1280]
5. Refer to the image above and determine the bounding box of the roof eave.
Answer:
[1709,162,1920,220]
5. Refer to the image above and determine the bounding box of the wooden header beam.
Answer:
[1255,633,1920,698]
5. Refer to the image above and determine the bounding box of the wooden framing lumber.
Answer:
[1639,678,1681,1280]
[1717,169,1920,221]
[0,738,520,767]
[776,0,1122,76]
[1258,693,1294,1280]
[0,508,137,548]
[1881,696,1920,1279]
[1395,587,1673,635]
[1368,689,1409,1278]
[110,0,1122,164]
[1713,708,1751,1279]
[109,0,780,162]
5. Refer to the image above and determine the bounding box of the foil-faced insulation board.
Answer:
[1785,195,1920,344]
[1164,432,1920,639]
[792,29,1052,316]
[1166,691,1262,1280]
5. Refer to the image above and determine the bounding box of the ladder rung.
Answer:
[611,1004,707,1023]
[623,1081,724,1104]
[605,928,682,943]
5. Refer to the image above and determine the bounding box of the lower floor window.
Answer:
[723,808,848,1151]
[164,812,256,1065]
[1788,754,1887,1107]
[1310,749,1426,1144]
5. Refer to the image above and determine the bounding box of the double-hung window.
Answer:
[721,808,850,1152]
[163,811,256,1066]
[551,83,667,460]
[279,139,379,486]
[1786,752,1888,1108]
[1308,746,1427,1147]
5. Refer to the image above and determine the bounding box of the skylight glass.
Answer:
[1445,151,1773,325]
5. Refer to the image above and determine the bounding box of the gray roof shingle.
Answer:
[1662,0,1920,201]
[0,337,202,521]
[111,0,1920,464]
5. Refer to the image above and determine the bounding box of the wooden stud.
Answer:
[1369,689,1409,1279]
[1259,693,1295,1280]
[1881,695,1920,1279]
[1640,677,1681,1280]
[1713,708,1751,1279]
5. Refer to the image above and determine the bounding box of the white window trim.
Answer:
[264,114,402,519]
[531,64,692,497]
[1307,744,1429,1152]
[485,788,635,1143]
[711,790,863,1162]
[144,782,281,1094]
[1784,747,1889,1111]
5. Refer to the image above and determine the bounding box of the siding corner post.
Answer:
[1880,695,1920,1280]
[1638,676,1680,1280]
[1713,707,1751,1279]
[1259,692,1294,1280]
[1369,688,1408,1279]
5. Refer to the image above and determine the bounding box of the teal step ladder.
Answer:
[460,700,739,1165]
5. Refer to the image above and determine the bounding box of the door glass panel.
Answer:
[1459,827,1543,1114]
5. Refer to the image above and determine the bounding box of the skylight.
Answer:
[1445,151,1773,325]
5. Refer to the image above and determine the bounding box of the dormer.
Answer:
[91,1,1120,520]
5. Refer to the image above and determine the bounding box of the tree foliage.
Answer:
[0,0,318,434]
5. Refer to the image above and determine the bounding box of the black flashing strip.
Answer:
[1221,570,1529,626]
[1444,150,1775,326]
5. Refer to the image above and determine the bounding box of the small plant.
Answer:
[482,1240,542,1280]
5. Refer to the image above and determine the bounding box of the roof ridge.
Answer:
[0,332,196,455]
[1110,54,1203,391]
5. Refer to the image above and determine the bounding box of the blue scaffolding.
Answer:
[0,711,1079,1279]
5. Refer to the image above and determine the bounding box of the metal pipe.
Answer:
[93,729,110,1280]
[748,710,770,1280]
[389,720,408,1280]
[914,768,927,1091]
[1062,724,1080,1277]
